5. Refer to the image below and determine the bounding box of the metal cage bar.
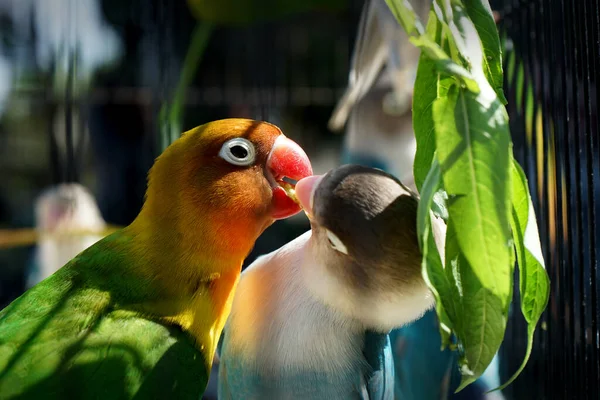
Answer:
[497,0,600,398]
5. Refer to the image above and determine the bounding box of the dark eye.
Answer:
[230,145,248,159]
[219,138,256,166]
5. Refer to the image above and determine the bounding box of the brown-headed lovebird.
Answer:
[0,118,312,399]
[217,164,435,399]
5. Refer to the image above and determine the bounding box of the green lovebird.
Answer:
[0,118,312,399]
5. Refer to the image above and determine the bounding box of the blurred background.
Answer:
[0,0,598,399]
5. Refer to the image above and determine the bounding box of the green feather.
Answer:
[0,233,208,399]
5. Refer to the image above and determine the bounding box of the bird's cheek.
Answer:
[271,186,301,220]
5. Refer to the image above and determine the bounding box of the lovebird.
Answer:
[217,164,438,399]
[0,119,313,399]
[27,183,107,288]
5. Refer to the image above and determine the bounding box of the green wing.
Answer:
[0,250,208,399]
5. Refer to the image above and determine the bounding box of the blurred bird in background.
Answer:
[26,183,106,288]
[330,0,504,398]
[329,0,421,190]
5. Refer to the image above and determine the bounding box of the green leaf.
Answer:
[408,3,480,191]
[423,222,455,349]
[440,1,499,99]
[389,0,547,392]
[417,157,442,250]
[409,37,479,93]
[493,160,550,391]
[384,0,425,36]
[463,0,507,103]
[433,83,513,390]
[431,0,461,63]
[418,158,456,349]
[412,9,463,190]
[412,9,442,191]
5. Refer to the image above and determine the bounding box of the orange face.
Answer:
[145,119,312,258]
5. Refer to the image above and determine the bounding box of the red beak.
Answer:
[266,135,313,220]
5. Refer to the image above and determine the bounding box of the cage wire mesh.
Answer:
[493,0,600,398]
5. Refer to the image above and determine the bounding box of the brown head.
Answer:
[295,164,433,331]
[137,118,313,264]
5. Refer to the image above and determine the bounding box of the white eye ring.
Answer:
[219,138,256,166]
[325,229,348,255]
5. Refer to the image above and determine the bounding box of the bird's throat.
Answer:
[161,267,241,369]
[122,215,246,368]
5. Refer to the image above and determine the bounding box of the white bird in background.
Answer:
[329,0,430,190]
[27,183,106,288]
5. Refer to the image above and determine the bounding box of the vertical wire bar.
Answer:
[546,0,568,397]
[76,102,87,175]
[573,0,592,396]
[538,1,555,395]
[563,0,576,396]
[528,1,545,394]
[575,0,590,396]
[555,0,575,397]
[65,51,75,183]
[571,2,592,397]
[531,2,545,394]
[581,0,600,394]
[591,0,600,391]
[577,0,588,391]
[48,101,61,185]
[566,0,586,396]
[557,0,573,395]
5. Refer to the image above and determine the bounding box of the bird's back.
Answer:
[0,237,205,399]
